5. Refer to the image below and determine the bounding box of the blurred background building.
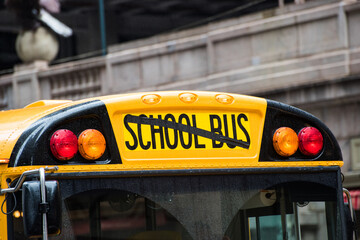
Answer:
[0,0,360,237]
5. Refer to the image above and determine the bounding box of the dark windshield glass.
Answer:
[64,189,193,239]
[9,171,343,240]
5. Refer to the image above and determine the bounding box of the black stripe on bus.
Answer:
[44,166,341,179]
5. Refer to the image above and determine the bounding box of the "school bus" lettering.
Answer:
[123,113,250,151]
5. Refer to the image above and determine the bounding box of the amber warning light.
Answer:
[78,129,106,160]
[273,127,299,157]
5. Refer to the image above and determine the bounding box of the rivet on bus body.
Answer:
[215,94,234,104]
[179,92,198,103]
[142,94,161,105]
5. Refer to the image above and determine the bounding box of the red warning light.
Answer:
[298,127,323,156]
[50,129,78,160]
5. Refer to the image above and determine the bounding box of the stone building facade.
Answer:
[0,0,359,178]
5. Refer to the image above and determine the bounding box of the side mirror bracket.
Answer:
[0,167,60,239]
[22,179,61,238]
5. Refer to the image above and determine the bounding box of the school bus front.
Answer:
[0,91,352,239]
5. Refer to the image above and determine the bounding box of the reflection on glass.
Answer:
[9,175,341,240]
[65,190,192,240]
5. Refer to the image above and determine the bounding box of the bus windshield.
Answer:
[10,170,342,240]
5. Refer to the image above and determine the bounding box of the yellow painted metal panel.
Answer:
[0,102,74,159]
[105,91,266,169]
[0,177,8,240]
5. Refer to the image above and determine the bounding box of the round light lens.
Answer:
[215,94,234,104]
[273,127,299,157]
[298,127,323,156]
[179,92,198,103]
[78,129,106,160]
[141,94,161,105]
[50,129,78,160]
[13,210,21,218]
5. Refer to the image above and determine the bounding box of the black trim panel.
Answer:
[259,100,342,162]
[44,166,341,179]
[9,100,121,167]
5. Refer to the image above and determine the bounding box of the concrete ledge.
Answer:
[135,48,359,94]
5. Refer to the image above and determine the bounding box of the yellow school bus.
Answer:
[0,91,355,239]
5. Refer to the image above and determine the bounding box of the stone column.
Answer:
[12,61,48,108]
